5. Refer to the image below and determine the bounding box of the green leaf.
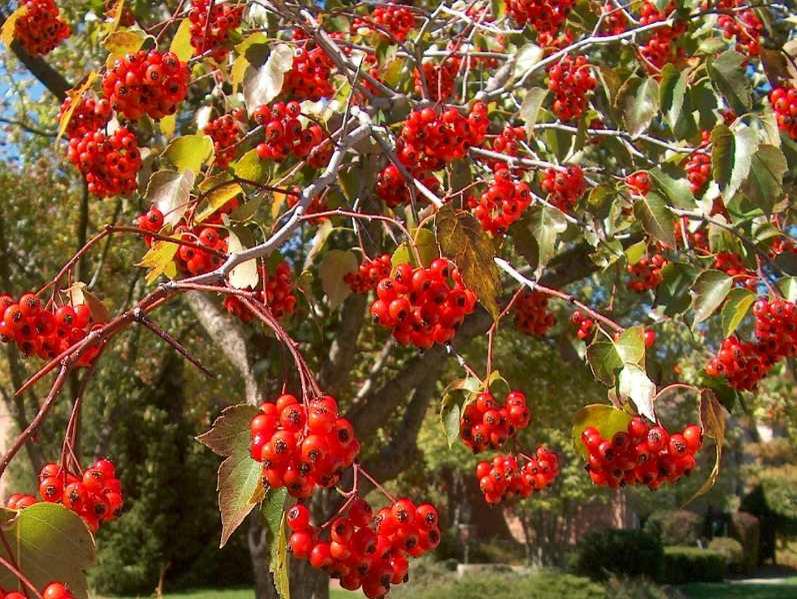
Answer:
[648,167,696,209]
[198,404,264,547]
[708,50,753,114]
[226,231,259,290]
[622,77,660,137]
[625,240,647,265]
[270,512,290,599]
[779,277,797,302]
[169,18,193,62]
[686,390,727,504]
[613,325,646,366]
[691,269,733,327]
[635,192,675,245]
[590,239,624,270]
[160,114,176,139]
[586,341,623,386]
[319,249,358,309]
[440,377,481,448]
[742,145,787,214]
[659,64,688,130]
[654,262,697,316]
[231,149,269,183]
[711,124,734,190]
[775,252,797,276]
[726,125,758,200]
[165,134,215,173]
[441,400,461,448]
[720,287,755,337]
[145,170,196,227]
[571,404,632,457]
[527,205,568,273]
[0,504,94,599]
[512,44,543,79]
[618,364,656,422]
[435,205,502,320]
[491,0,506,19]
[519,88,547,131]
[243,44,294,113]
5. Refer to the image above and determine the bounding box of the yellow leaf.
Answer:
[0,5,27,48]
[57,72,98,142]
[231,55,249,93]
[271,189,288,220]
[160,114,176,139]
[103,28,147,64]
[169,18,193,63]
[197,179,243,222]
[106,0,125,31]
[164,134,215,172]
[137,239,180,284]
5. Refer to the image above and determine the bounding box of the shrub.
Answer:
[729,511,760,573]
[660,547,727,584]
[606,576,669,599]
[643,510,703,546]
[574,529,663,581]
[708,538,744,575]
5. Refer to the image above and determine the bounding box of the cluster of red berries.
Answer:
[370,260,477,349]
[513,290,556,336]
[249,394,359,497]
[476,448,559,504]
[627,252,667,292]
[753,298,797,359]
[771,86,797,140]
[468,169,532,234]
[486,126,527,172]
[58,95,112,140]
[287,496,439,598]
[36,459,123,532]
[638,2,686,73]
[173,225,228,275]
[685,150,711,194]
[14,0,70,55]
[136,206,165,243]
[570,310,596,340]
[413,59,460,102]
[345,255,392,294]
[67,127,142,198]
[712,251,757,288]
[717,0,762,56]
[0,294,100,364]
[581,417,703,489]
[626,171,651,196]
[253,102,328,165]
[601,2,628,35]
[188,0,243,62]
[705,335,771,390]
[283,31,334,101]
[353,4,415,41]
[460,390,531,453]
[0,582,75,599]
[102,50,189,120]
[674,218,709,253]
[204,112,244,168]
[375,164,440,208]
[397,104,488,171]
[540,166,586,212]
[506,0,574,40]
[547,55,596,121]
[222,258,297,321]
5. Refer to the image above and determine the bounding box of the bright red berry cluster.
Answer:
[581,417,703,489]
[626,171,651,196]
[627,252,667,292]
[204,113,244,168]
[476,448,559,504]
[753,298,797,359]
[0,582,75,599]
[250,394,359,497]
[506,0,574,40]
[345,255,392,294]
[513,290,556,337]
[540,165,586,212]
[685,150,711,194]
[283,31,334,101]
[353,4,415,41]
[570,310,595,340]
[67,127,142,198]
[0,294,100,364]
[705,336,771,390]
[638,2,686,73]
[601,2,628,35]
[486,126,527,172]
[58,95,112,140]
[468,169,532,234]
[219,257,296,320]
[369,259,477,348]
[717,0,762,56]
[174,225,228,275]
[712,251,757,288]
[413,59,460,102]
[771,86,797,140]
[674,218,709,253]
[547,55,596,121]
[102,50,189,120]
[287,495,439,598]
[14,0,70,55]
[253,101,327,163]
[460,390,531,453]
[188,0,243,61]
[35,458,123,532]
[375,164,440,208]
[136,206,165,245]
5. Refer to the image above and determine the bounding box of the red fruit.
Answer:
[289,531,314,558]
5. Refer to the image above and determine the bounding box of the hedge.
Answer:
[660,546,727,584]
[574,529,663,581]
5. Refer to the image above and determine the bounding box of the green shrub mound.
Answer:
[661,546,727,584]
[708,538,745,575]
[730,511,760,573]
[574,529,664,581]
[643,510,703,546]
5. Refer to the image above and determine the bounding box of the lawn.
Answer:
[680,578,797,599]
[97,588,358,599]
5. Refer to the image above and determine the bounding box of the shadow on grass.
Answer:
[680,581,797,599]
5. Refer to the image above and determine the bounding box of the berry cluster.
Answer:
[254,102,327,163]
[627,253,667,293]
[219,256,296,320]
[0,294,100,364]
[506,0,574,41]
[753,298,797,358]
[136,206,165,245]
[547,55,596,121]
[705,336,771,390]
[188,0,243,62]
[204,112,244,168]
[674,218,709,253]
[287,496,439,598]
[540,166,586,212]
[397,104,488,171]
[174,225,228,275]
[476,448,559,504]
[570,310,595,340]
[250,394,359,497]
[468,169,532,234]
[58,95,112,140]
[102,51,189,120]
[513,290,556,337]
[375,164,440,209]
[638,2,686,73]
[0,582,74,599]
[486,126,527,172]
[369,260,477,348]
[685,150,711,195]
[353,4,415,41]
[37,459,123,532]
[601,2,628,35]
[717,0,762,56]
[14,0,70,56]
[460,390,531,453]
[712,251,757,288]
[581,417,703,489]
[626,171,651,196]
[283,31,334,101]
[345,255,392,294]
[413,59,460,102]
[771,86,797,141]
[67,127,142,198]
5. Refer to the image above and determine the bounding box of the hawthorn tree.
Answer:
[0,0,795,597]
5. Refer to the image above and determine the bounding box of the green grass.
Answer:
[96,587,359,599]
[680,578,797,599]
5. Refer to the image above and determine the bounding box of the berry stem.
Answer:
[356,464,397,504]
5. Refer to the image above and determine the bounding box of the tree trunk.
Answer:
[289,559,329,599]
